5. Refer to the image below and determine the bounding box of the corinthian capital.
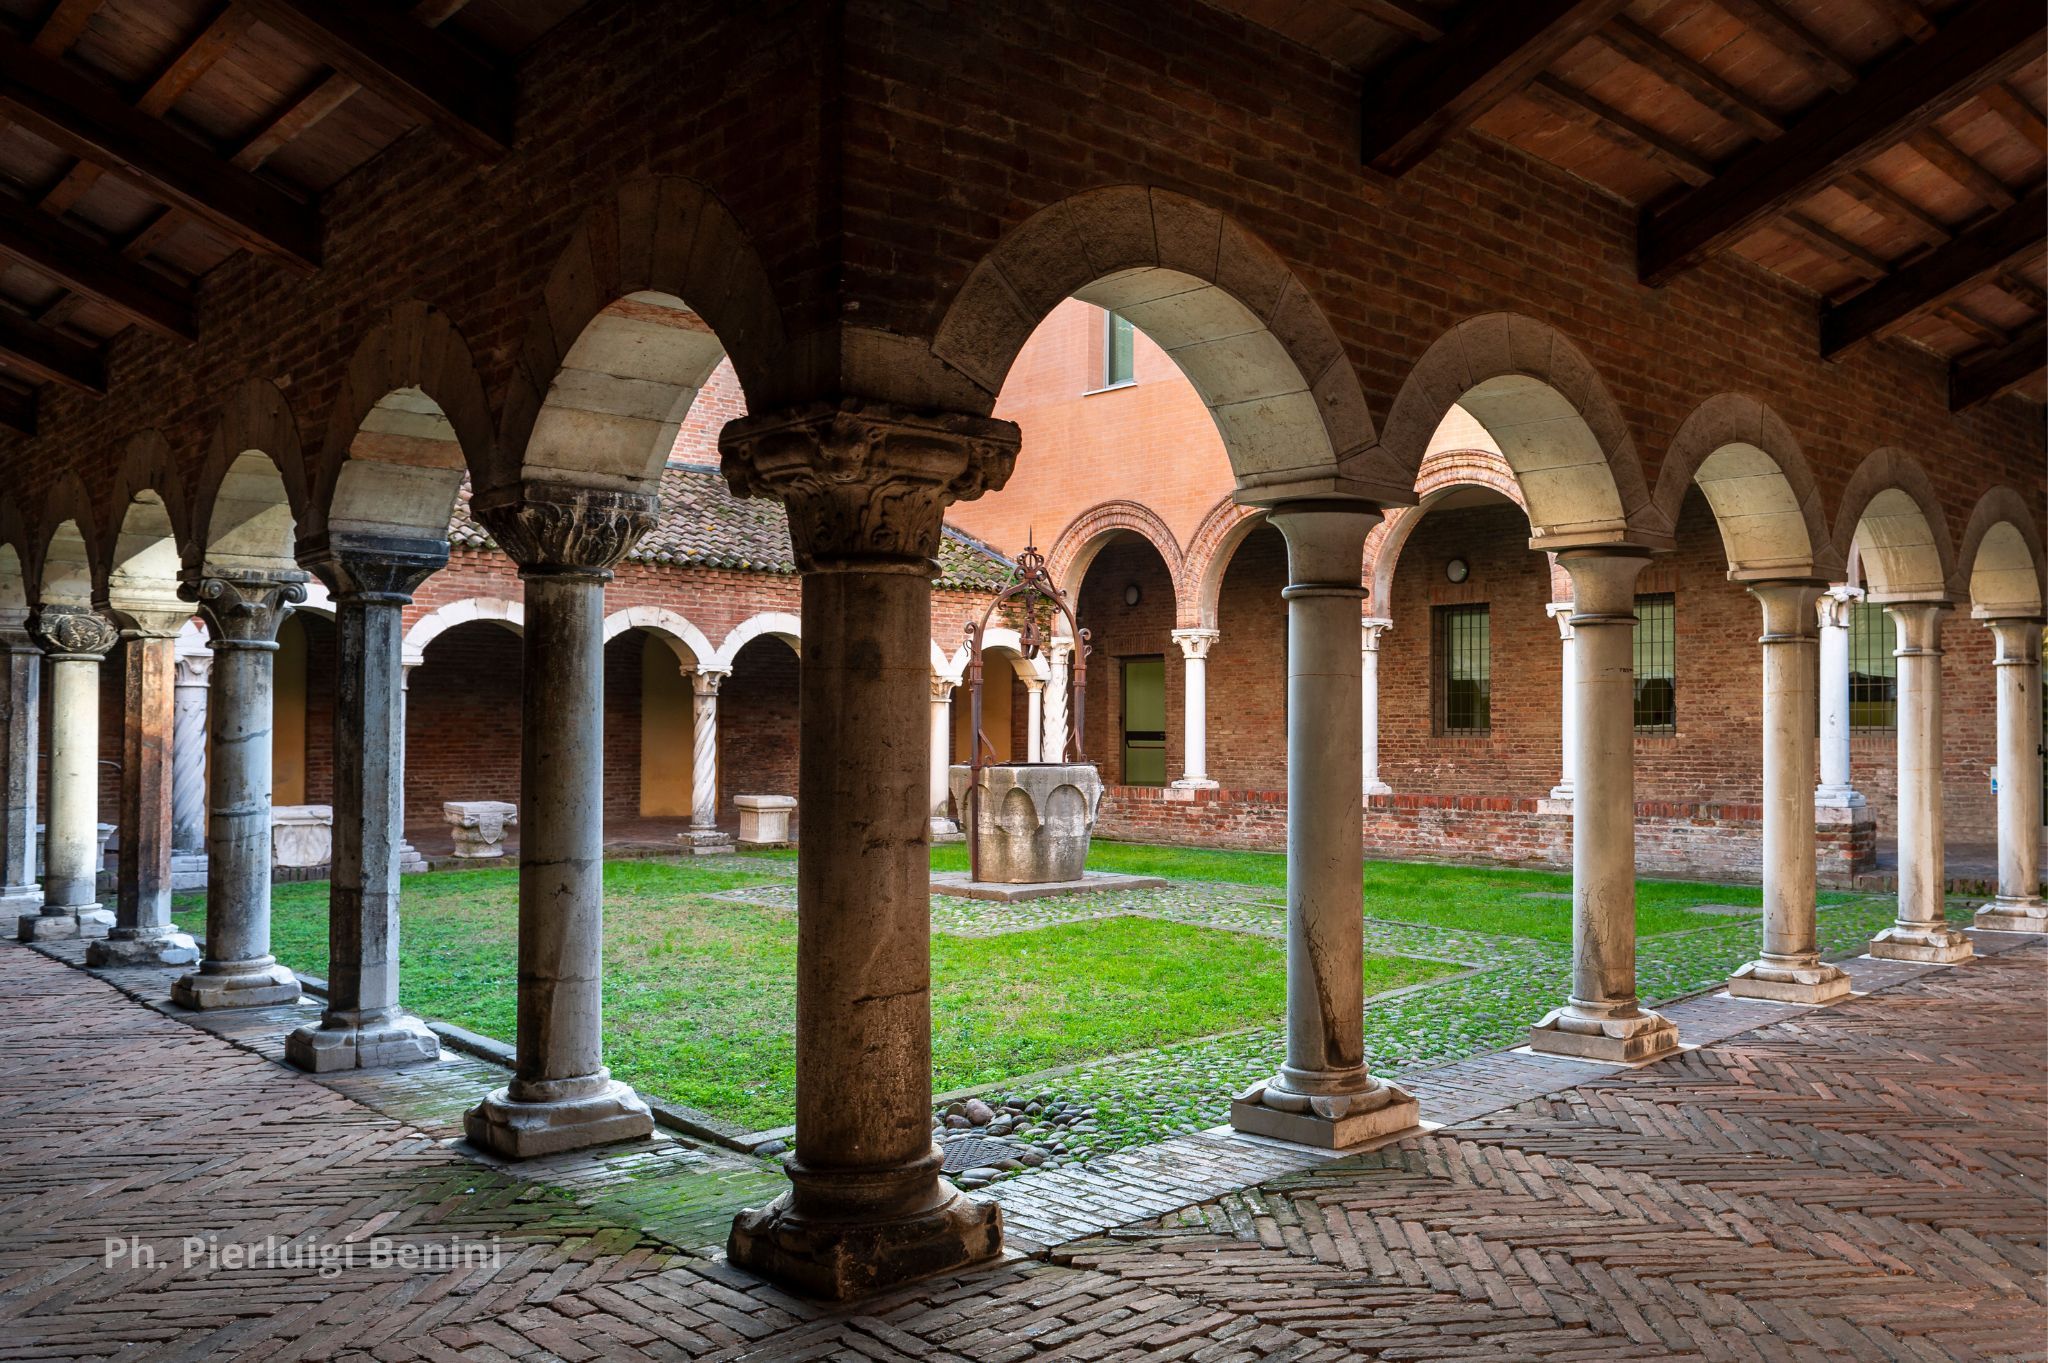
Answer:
[470,481,656,577]
[181,570,308,645]
[29,604,119,660]
[719,399,1018,571]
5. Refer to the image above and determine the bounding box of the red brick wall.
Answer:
[602,632,644,820]
[404,623,523,821]
[1209,524,1288,792]
[1852,612,2000,842]
[301,614,337,808]
[1074,533,1179,783]
[720,636,800,823]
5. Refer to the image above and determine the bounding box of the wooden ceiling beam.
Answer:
[1639,0,2045,285]
[0,301,103,395]
[30,0,102,58]
[1341,0,1445,43]
[1838,169,1953,245]
[0,188,192,340]
[1596,17,1785,140]
[1359,0,1628,176]
[0,30,319,268]
[1949,317,2045,411]
[1908,126,2017,209]
[1822,182,2047,358]
[1979,82,2046,153]
[1709,0,1857,92]
[232,0,510,161]
[0,379,36,435]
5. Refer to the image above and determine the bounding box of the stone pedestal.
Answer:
[1975,617,2046,933]
[1729,583,1849,1006]
[22,606,118,942]
[949,762,1101,883]
[445,800,516,857]
[270,804,334,868]
[1529,552,1680,1063]
[736,794,797,846]
[461,484,653,1158]
[1868,602,1973,964]
[720,400,1012,1300]
[1230,501,1417,1147]
[171,573,306,1011]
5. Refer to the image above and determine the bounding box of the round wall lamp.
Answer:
[1124,582,1143,606]
[1445,558,1470,584]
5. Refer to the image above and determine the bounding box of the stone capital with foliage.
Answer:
[180,571,308,646]
[471,481,656,578]
[299,533,451,604]
[719,399,1019,572]
[29,604,119,661]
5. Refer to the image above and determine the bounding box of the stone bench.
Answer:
[445,800,517,858]
[271,805,334,868]
[735,795,796,847]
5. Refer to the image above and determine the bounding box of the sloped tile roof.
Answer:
[448,465,1014,590]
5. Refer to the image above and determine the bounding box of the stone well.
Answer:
[948,763,1102,884]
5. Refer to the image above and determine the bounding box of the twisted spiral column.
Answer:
[689,667,729,839]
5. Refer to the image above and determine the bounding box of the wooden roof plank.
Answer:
[1978,81,2047,154]
[1640,0,2046,285]
[232,0,510,161]
[1340,0,1445,43]
[1597,16,1785,140]
[1908,126,2017,209]
[1822,182,2047,357]
[229,70,359,171]
[0,186,194,340]
[31,0,104,60]
[1708,0,1858,92]
[1360,0,1629,176]
[0,300,103,394]
[138,5,259,118]
[0,28,320,268]
[1949,316,2045,410]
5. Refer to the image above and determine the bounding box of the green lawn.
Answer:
[175,860,1456,1130]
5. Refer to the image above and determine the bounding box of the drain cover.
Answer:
[939,1137,1010,1173]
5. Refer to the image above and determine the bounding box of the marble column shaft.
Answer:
[1023,678,1044,764]
[689,668,729,836]
[0,628,39,908]
[1171,628,1217,788]
[21,606,118,940]
[169,573,307,1008]
[1728,583,1848,1004]
[1528,551,1679,1062]
[1814,585,1865,807]
[1868,602,1973,962]
[88,622,200,967]
[1043,641,1071,763]
[1545,601,1577,801]
[1974,617,2045,932]
[1360,618,1390,797]
[929,677,956,826]
[171,636,211,853]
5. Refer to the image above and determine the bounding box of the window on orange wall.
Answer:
[1432,604,1491,735]
[1633,593,1676,733]
[1101,309,1135,388]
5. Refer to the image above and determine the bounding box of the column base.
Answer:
[0,884,42,916]
[1727,957,1852,1005]
[86,929,200,968]
[169,959,303,1010]
[1529,1003,1680,1063]
[1171,777,1221,791]
[1972,898,2048,934]
[286,1013,440,1073]
[1229,1075,1418,1149]
[17,906,113,941]
[1867,923,1975,964]
[929,816,965,844]
[463,1073,653,1159]
[680,829,736,856]
[728,1153,1002,1302]
[397,841,428,875]
[1813,787,1865,809]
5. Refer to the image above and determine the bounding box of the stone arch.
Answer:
[34,476,98,606]
[1380,314,1658,546]
[307,301,492,547]
[490,176,789,496]
[1831,448,1957,601]
[1046,500,1184,621]
[1367,441,1533,611]
[1186,498,1268,631]
[185,378,308,577]
[0,501,28,621]
[102,431,190,621]
[931,637,961,682]
[968,626,1050,682]
[1957,487,2045,618]
[402,595,524,667]
[714,611,801,670]
[602,604,717,669]
[1653,394,1835,580]
[932,186,1402,500]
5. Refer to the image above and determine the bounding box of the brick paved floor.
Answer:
[0,933,2040,1360]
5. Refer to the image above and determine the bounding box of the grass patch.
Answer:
[177,860,1456,1130]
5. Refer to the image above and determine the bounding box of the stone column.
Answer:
[1230,501,1417,1148]
[169,572,307,1009]
[88,618,200,966]
[1728,583,1849,1004]
[1360,618,1391,797]
[685,666,734,851]
[1544,600,1576,803]
[1814,585,1865,808]
[19,606,117,940]
[1868,602,1973,963]
[1973,618,2045,932]
[1529,550,1679,1062]
[722,400,1015,1301]
[1022,677,1044,763]
[286,543,445,1072]
[171,626,211,863]
[1043,639,1072,762]
[463,483,656,1157]
[1170,627,1218,789]
[929,675,958,835]
[0,623,39,914]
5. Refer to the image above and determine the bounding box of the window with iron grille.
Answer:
[1633,593,1676,733]
[1432,604,1491,735]
[1102,310,1135,387]
[1848,600,1897,731]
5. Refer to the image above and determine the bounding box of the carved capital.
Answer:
[300,533,450,604]
[30,604,119,660]
[180,571,308,646]
[1815,584,1863,631]
[471,481,655,577]
[1356,618,1391,653]
[689,666,731,698]
[719,399,1019,571]
[174,652,214,688]
[1172,627,1220,660]
[931,675,958,703]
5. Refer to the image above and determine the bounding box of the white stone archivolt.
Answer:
[714,611,801,670]
[402,596,525,667]
[602,604,716,669]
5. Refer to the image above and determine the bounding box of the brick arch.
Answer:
[931,186,1400,500]
[1368,478,1531,613]
[402,596,524,667]
[1380,313,1657,546]
[1957,487,2045,618]
[1652,393,1836,580]
[491,175,790,496]
[1184,496,1269,631]
[186,377,309,578]
[1046,500,1184,629]
[1831,448,1957,601]
[603,604,717,669]
[307,300,492,546]
[33,475,98,607]
[102,430,189,620]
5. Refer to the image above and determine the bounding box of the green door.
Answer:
[1121,655,1167,787]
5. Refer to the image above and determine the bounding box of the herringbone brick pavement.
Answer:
[0,933,2039,1360]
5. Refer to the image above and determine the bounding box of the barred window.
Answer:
[1102,310,1135,387]
[1633,593,1676,733]
[1432,604,1491,734]
[1848,601,1897,731]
